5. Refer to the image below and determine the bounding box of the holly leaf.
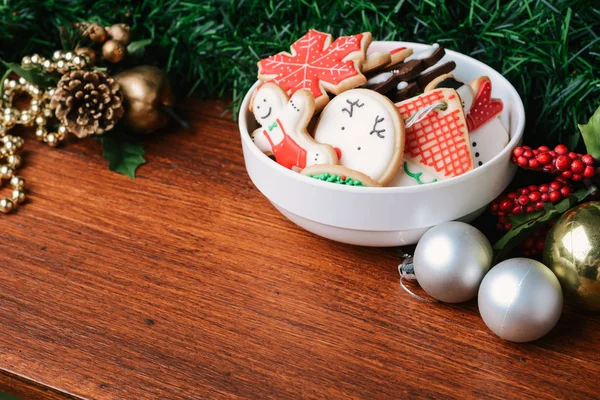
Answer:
[0,59,59,88]
[100,133,146,178]
[127,39,152,57]
[258,29,367,105]
[579,105,600,159]
[494,187,595,261]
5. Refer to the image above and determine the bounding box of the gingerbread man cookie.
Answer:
[425,74,508,167]
[250,82,338,171]
[258,29,371,111]
[314,88,404,185]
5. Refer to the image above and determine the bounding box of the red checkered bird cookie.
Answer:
[395,89,473,181]
[258,29,372,111]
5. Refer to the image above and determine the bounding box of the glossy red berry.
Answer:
[490,179,572,232]
[512,145,597,181]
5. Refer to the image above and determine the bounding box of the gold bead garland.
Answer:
[21,50,92,73]
[2,78,65,147]
[0,135,25,214]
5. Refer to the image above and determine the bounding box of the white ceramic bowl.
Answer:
[239,41,525,246]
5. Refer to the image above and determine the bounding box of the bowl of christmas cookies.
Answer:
[238,30,525,246]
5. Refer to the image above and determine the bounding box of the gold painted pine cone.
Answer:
[50,70,124,138]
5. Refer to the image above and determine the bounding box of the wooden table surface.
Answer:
[1,100,599,400]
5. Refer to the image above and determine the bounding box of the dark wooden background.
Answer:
[0,100,599,400]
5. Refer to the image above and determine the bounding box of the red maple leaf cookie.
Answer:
[258,29,371,110]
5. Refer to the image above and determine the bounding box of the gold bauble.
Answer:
[87,23,107,43]
[113,66,174,133]
[102,39,126,63]
[106,24,131,45]
[543,201,600,311]
[75,47,96,66]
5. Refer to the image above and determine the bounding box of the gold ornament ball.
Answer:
[87,24,107,43]
[113,66,174,134]
[106,24,131,45]
[102,39,126,63]
[544,201,600,311]
[75,47,96,66]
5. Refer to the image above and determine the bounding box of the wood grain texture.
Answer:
[0,99,599,399]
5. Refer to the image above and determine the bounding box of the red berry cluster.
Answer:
[490,178,571,231]
[513,144,596,182]
[520,222,554,257]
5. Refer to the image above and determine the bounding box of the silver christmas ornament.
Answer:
[478,258,563,343]
[413,221,493,303]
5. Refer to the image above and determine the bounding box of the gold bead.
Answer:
[7,155,21,169]
[0,198,14,214]
[11,190,25,204]
[57,125,68,136]
[19,111,33,127]
[56,59,69,73]
[63,51,75,61]
[34,115,46,126]
[3,141,17,153]
[10,176,24,189]
[45,133,58,147]
[2,113,16,128]
[27,85,43,99]
[18,77,27,85]
[42,59,56,72]
[43,108,54,118]
[72,55,87,69]
[35,127,47,141]
[6,80,19,90]
[0,165,14,180]
[11,137,24,151]
[30,54,43,64]
[21,56,32,67]
[29,104,42,116]
[53,50,64,60]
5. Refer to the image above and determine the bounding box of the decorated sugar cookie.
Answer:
[362,51,392,73]
[314,89,404,185]
[258,29,371,111]
[395,88,473,180]
[425,74,508,167]
[362,47,413,73]
[301,164,382,187]
[250,82,338,171]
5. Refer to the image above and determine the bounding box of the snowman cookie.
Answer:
[313,89,404,185]
[250,82,338,171]
[425,74,508,167]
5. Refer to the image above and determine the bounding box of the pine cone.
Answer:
[50,70,124,138]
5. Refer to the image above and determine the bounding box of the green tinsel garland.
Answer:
[0,0,598,148]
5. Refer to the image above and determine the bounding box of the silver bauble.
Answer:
[478,258,563,342]
[414,221,493,303]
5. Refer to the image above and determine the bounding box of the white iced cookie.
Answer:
[313,88,405,185]
[250,82,338,171]
[425,74,509,167]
